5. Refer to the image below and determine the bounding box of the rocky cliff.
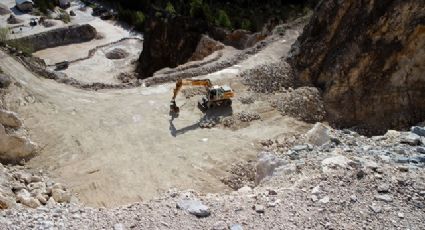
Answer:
[288,0,425,135]
[13,24,97,52]
[137,15,208,78]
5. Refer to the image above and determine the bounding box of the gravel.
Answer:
[1,124,425,229]
[271,87,326,122]
[240,62,294,93]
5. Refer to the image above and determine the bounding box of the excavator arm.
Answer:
[170,79,212,115]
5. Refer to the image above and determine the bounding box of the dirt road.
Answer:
[0,28,308,207]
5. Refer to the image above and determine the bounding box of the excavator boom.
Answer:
[170,79,212,115]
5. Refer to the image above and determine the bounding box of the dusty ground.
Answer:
[0,25,307,207]
[33,18,141,65]
[61,38,143,84]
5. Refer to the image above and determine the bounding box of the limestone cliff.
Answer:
[288,0,425,134]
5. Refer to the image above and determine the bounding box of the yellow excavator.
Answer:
[170,79,235,115]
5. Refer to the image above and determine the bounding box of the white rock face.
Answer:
[0,109,22,128]
[0,125,37,163]
[255,152,285,184]
[306,123,331,146]
[321,154,352,173]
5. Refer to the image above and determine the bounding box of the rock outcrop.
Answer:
[12,24,97,52]
[210,28,266,50]
[0,124,37,164]
[288,0,425,135]
[188,35,224,62]
[137,15,208,78]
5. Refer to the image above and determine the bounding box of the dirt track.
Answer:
[0,28,308,207]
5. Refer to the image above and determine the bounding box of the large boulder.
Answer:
[0,74,11,89]
[188,35,224,62]
[137,14,208,78]
[255,152,285,185]
[288,0,425,135]
[0,109,23,128]
[0,124,37,164]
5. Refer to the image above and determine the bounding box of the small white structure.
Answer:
[59,0,71,8]
[16,0,34,12]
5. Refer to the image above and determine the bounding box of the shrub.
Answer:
[0,27,9,45]
[6,39,34,55]
[165,2,176,15]
[241,19,252,31]
[34,0,55,14]
[118,8,145,31]
[59,10,71,24]
[189,0,203,18]
[216,10,232,29]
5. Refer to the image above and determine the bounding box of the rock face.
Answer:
[13,24,97,52]
[137,15,208,78]
[288,0,425,135]
[188,35,224,62]
[209,28,267,50]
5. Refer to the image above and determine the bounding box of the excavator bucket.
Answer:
[170,100,180,115]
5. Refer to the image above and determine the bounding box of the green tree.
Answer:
[216,10,232,29]
[241,19,252,31]
[189,0,203,18]
[165,2,176,15]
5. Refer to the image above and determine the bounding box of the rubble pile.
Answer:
[220,161,256,190]
[105,48,129,60]
[240,62,294,93]
[237,94,255,104]
[0,163,75,210]
[271,87,325,122]
[235,111,261,122]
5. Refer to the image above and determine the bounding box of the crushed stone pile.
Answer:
[105,48,129,60]
[271,87,325,123]
[236,111,261,122]
[220,161,256,190]
[238,94,255,104]
[240,62,294,93]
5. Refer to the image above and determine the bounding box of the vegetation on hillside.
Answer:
[101,0,317,32]
[0,27,34,54]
